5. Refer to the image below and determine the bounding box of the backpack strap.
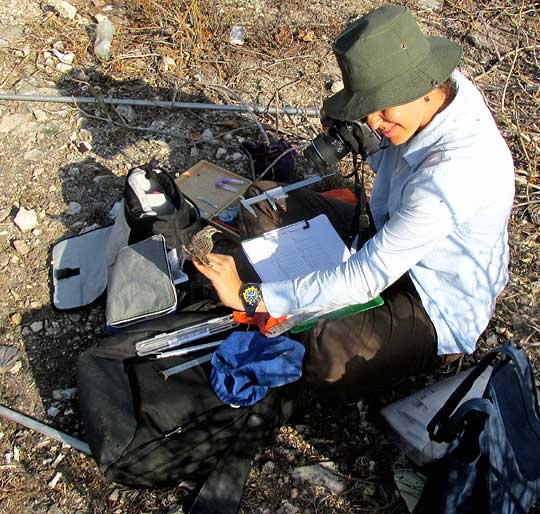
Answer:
[187,411,269,514]
[428,343,539,443]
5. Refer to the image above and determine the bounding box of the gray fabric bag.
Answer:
[106,234,177,329]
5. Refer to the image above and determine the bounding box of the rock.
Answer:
[231,152,243,161]
[0,254,9,268]
[47,406,60,417]
[0,346,23,373]
[23,149,44,161]
[12,240,30,256]
[0,113,28,133]
[32,109,48,123]
[229,25,246,45]
[52,388,78,401]
[418,0,443,10]
[66,202,82,215]
[10,312,22,325]
[0,25,24,47]
[55,62,73,73]
[329,79,344,94]
[190,146,200,157]
[116,104,135,122]
[14,208,38,232]
[52,50,75,64]
[223,133,233,142]
[45,0,77,20]
[0,209,10,222]
[466,32,489,49]
[291,462,347,495]
[216,148,227,159]
[30,321,44,333]
[262,461,275,474]
[201,128,214,142]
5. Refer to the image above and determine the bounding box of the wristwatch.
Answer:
[239,283,263,317]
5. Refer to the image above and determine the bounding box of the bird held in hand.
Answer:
[183,226,221,266]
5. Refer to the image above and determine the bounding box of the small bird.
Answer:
[183,226,221,266]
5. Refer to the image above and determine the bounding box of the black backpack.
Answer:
[123,163,202,252]
[78,305,295,512]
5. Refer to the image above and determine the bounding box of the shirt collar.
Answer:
[402,70,464,167]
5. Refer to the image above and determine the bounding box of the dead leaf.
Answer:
[298,30,315,42]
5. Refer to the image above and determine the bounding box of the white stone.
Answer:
[52,388,78,401]
[46,0,77,20]
[216,148,227,159]
[33,110,48,123]
[190,146,200,157]
[0,26,24,47]
[30,321,44,333]
[12,240,30,256]
[14,208,38,232]
[55,62,73,73]
[0,113,27,133]
[291,462,347,495]
[66,202,82,215]
[53,50,75,65]
[418,0,443,10]
[231,152,243,161]
[23,149,44,161]
[201,128,214,142]
[329,79,344,94]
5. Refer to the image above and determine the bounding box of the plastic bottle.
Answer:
[94,16,115,61]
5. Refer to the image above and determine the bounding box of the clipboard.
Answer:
[241,214,351,283]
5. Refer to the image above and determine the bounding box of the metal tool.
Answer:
[161,353,214,380]
[239,174,334,216]
[155,340,223,359]
[135,315,237,356]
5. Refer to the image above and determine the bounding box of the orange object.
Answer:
[322,188,357,204]
[232,311,288,335]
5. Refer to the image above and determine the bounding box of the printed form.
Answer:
[241,214,351,282]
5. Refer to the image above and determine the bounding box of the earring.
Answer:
[424,95,430,102]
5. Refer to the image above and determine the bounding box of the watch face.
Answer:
[242,284,261,306]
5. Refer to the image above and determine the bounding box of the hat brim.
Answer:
[323,37,462,121]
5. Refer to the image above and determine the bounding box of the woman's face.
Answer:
[366,94,436,146]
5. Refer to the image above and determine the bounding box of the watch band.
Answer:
[239,283,262,317]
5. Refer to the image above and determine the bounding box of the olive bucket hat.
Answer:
[323,4,462,121]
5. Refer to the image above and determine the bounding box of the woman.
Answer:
[194,5,515,394]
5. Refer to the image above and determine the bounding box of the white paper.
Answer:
[241,214,350,282]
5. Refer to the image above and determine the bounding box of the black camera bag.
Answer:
[78,306,294,512]
[123,163,202,252]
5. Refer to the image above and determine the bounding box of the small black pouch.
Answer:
[123,164,202,252]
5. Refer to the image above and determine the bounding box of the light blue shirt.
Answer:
[261,71,515,354]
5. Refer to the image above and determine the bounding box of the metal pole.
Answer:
[0,404,91,455]
[0,94,321,117]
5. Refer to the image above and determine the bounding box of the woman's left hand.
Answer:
[192,253,244,311]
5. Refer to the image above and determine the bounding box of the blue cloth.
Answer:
[262,70,514,355]
[210,331,304,407]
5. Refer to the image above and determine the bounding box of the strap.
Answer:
[348,156,372,250]
[428,343,538,443]
[187,411,270,514]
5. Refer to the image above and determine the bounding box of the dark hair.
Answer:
[438,76,456,100]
